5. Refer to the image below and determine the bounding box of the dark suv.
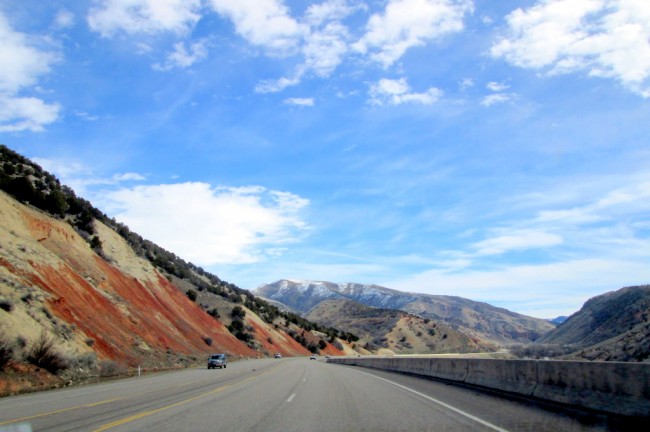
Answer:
[207,353,227,369]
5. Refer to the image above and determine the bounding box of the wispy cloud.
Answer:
[486,81,509,92]
[153,39,209,70]
[54,9,75,29]
[386,258,650,317]
[369,78,442,105]
[284,97,315,106]
[33,158,146,197]
[481,93,514,106]
[384,170,650,316]
[472,229,563,256]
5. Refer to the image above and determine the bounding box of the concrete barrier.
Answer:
[327,357,650,417]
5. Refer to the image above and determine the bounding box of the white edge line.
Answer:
[286,393,296,403]
[356,370,510,432]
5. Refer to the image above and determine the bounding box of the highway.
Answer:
[0,358,634,431]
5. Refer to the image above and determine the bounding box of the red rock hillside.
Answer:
[0,190,343,380]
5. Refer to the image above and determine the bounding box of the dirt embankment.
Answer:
[1,192,256,384]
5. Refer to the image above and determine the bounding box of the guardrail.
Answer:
[327,357,650,417]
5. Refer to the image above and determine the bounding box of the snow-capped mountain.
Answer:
[254,279,555,344]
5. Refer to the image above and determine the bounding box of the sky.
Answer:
[1,0,649,319]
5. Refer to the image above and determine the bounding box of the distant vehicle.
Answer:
[274,353,282,358]
[207,353,227,369]
[325,355,330,359]
[310,354,317,360]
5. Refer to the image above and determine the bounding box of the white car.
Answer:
[310,354,317,360]
[274,353,282,358]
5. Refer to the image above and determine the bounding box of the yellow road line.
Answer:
[0,372,227,427]
[0,398,121,426]
[93,372,266,431]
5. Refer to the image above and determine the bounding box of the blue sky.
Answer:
[2,0,649,318]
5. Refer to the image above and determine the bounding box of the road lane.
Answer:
[0,359,280,431]
[0,358,633,431]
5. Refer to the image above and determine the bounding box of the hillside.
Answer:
[537,285,650,362]
[306,299,495,355]
[256,280,555,344]
[0,145,349,394]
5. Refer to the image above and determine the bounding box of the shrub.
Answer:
[0,338,14,369]
[231,306,246,319]
[0,298,13,312]
[202,336,213,346]
[26,333,68,374]
[229,319,244,332]
[99,360,127,377]
[235,331,252,342]
[186,289,198,302]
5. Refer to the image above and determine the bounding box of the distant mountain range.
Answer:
[549,316,568,325]
[306,299,496,355]
[255,280,555,345]
[539,285,650,361]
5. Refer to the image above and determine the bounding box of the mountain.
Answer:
[255,280,555,344]
[0,145,350,394]
[549,316,568,325]
[537,285,650,362]
[306,299,496,355]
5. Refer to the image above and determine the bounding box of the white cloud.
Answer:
[301,21,350,78]
[0,13,58,94]
[491,0,650,97]
[74,111,99,121]
[353,0,474,67]
[0,96,61,132]
[255,75,303,94]
[87,0,201,37]
[207,0,305,54]
[284,97,315,106]
[153,39,208,70]
[251,0,356,93]
[304,0,358,26]
[112,172,146,181]
[481,93,514,106]
[101,182,310,265]
[54,10,75,29]
[486,81,509,92]
[459,77,474,90]
[0,12,61,132]
[472,230,563,256]
[481,81,514,106]
[369,78,442,105]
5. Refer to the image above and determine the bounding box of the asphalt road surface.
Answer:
[0,358,637,431]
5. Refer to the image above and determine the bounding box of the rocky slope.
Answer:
[0,146,348,394]
[538,285,650,362]
[306,299,496,355]
[256,280,555,344]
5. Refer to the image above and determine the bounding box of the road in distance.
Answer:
[0,357,635,431]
